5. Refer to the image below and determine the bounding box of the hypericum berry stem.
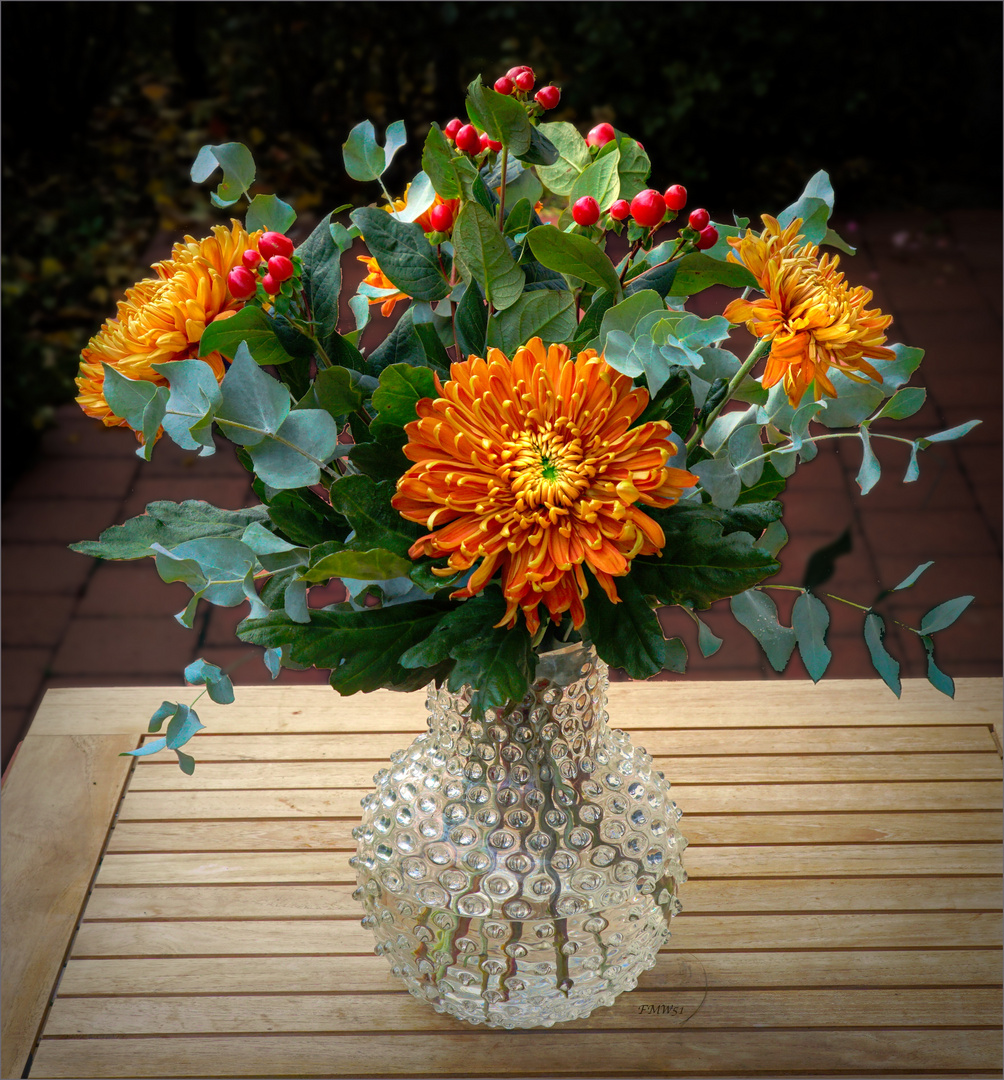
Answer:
[497,145,510,229]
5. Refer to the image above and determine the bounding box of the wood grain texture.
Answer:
[12,679,1004,1079]
[0,734,135,1079]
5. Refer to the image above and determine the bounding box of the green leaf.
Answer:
[776,171,835,245]
[535,122,591,196]
[147,701,177,733]
[246,193,296,234]
[916,420,982,448]
[582,572,667,679]
[216,343,291,446]
[920,635,955,698]
[465,76,532,156]
[874,386,926,422]
[326,474,421,559]
[313,365,367,418]
[199,305,297,367]
[191,143,255,207]
[503,197,534,240]
[369,363,437,438]
[70,502,270,561]
[348,428,411,482]
[821,227,856,256]
[864,611,901,696]
[735,459,786,504]
[455,281,488,358]
[342,119,405,181]
[624,259,679,300]
[183,658,235,704]
[446,622,537,717]
[692,456,741,509]
[891,561,934,592]
[919,595,974,635]
[399,590,507,668]
[367,308,428,373]
[693,613,723,657]
[791,591,832,682]
[296,212,342,355]
[152,359,221,455]
[422,123,466,199]
[633,507,780,610]
[350,207,449,303]
[247,409,342,490]
[517,126,560,167]
[669,252,756,296]
[265,489,349,548]
[100,365,168,460]
[239,603,447,695]
[856,427,881,495]
[302,545,412,582]
[452,201,525,312]
[612,137,650,201]
[730,589,796,672]
[527,226,621,299]
[588,290,665,353]
[486,289,576,354]
[569,148,621,210]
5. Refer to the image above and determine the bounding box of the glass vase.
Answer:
[350,642,687,1028]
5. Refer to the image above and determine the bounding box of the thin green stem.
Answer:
[685,336,771,454]
[497,145,509,230]
[217,420,340,478]
[739,428,918,472]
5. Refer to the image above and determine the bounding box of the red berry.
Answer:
[534,85,561,110]
[227,266,257,300]
[455,124,482,154]
[267,255,294,283]
[494,76,514,95]
[696,225,719,250]
[663,184,687,211]
[486,136,502,152]
[443,118,462,141]
[429,203,454,232]
[260,272,279,295]
[586,122,616,148]
[241,249,262,271]
[630,189,667,228]
[609,199,631,221]
[572,196,600,227]
[514,69,535,92]
[506,65,532,80]
[688,208,710,231]
[258,232,294,260]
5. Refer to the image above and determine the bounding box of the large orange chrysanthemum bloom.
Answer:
[392,338,698,635]
[723,215,895,406]
[75,220,261,433]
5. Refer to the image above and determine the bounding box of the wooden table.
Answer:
[2,679,1001,1079]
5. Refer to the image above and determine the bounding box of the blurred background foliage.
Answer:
[2,1,999,493]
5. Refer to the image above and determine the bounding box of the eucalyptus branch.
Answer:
[739,429,918,471]
[756,583,918,633]
[217,420,341,478]
[685,336,771,454]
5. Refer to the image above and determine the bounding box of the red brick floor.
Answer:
[3,209,1001,769]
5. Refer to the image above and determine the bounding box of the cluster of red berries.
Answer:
[443,117,502,156]
[492,65,561,111]
[570,184,718,250]
[227,232,297,300]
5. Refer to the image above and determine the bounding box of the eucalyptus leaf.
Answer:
[791,591,832,682]
[863,611,901,696]
[246,193,296,234]
[918,595,974,635]
[216,343,291,446]
[730,589,797,671]
[921,634,955,698]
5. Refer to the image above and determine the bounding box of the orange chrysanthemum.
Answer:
[356,254,410,317]
[392,338,698,635]
[75,220,261,434]
[723,215,895,406]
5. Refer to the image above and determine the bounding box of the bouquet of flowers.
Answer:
[72,65,977,772]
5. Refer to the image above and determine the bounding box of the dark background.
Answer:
[2,0,1001,491]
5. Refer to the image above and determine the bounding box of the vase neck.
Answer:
[426,644,609,773]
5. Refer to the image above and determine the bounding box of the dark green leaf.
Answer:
[369,364,437,437]
[455,282,488,358]
[526,226,621,298]
[350,207,449,303]
[465,75,532,155]
[302,545,412,582]
[199,305,297,367]
[625,259,679,299]
[453,202,525,312]
[265,489,349,547]
[313,365,367,418]
[791,591,832,682]
[239,604,447,694]
[517,125,560,167]
[296,212,342,354]
[863,611,901,696]
[735,460,787,504]
[367,308,428,374]
[422,123,465,199]
[485,289,576,354]
[326,474,421,558]
[348,429,411,482]
[399,590,507,667]
[582,571,666,679]
[447,621,537,717]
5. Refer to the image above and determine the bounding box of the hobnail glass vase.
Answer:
[350,642,687,1028]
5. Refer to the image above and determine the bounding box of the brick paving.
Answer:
[2,209,1001,769]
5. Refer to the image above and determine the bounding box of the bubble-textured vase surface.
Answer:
[351,643,687,1028]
